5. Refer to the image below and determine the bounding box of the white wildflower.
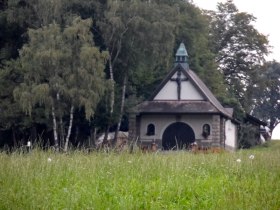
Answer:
[236,159,241,163]
[47,158,52,162]
[249,155,255,160]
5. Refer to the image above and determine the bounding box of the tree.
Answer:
[208,0,270,111]
[14,17,108,151]
[97,0,177,145]
[176,1,229,100]
[252,61,280,130]
[0,60,26,146]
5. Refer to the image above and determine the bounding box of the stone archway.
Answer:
[162,122,195,150]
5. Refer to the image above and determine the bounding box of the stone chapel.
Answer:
[129,43,239,151]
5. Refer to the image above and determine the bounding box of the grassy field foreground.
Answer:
[0,142,280,210]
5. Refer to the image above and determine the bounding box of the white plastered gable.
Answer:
[154,70,204,100]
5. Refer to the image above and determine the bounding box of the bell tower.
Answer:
[175,42,189,68]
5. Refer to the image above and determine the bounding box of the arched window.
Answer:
[147,124,155,136]
[202,124,210,138]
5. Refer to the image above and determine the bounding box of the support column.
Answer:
[220,118,226,148]
[128,113,140,152]
[212,115,221,148]
[128,114,136,143]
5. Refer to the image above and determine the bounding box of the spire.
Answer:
[175,43,189,68]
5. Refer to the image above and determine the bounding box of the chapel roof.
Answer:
[136,101,220,114]
[134,43,234,119]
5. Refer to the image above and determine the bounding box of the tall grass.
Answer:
[0,142,280,209]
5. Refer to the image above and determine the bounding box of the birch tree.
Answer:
[14,17,108,151]
[98,0,176,146]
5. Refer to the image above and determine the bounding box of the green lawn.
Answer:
[0,142,280,210]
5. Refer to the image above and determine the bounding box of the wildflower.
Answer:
[27,141,31,147]
[249,155,255,160]
[47,158,52,162]
[236,159,241,163]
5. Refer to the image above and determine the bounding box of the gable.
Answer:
[147,63,233,119]
[154,71,204,100]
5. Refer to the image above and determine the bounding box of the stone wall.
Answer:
[211,115,221,147]
[128,114,136,143]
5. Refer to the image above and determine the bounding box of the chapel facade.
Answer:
[129,43,238,151]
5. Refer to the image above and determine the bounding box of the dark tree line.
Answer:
[0,0,277,150]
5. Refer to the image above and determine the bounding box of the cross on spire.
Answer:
[170,70,188,100]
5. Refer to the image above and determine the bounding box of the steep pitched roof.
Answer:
[137,63,233,119]
[176,43,188,57]
[136,101,220,114]
[186,65,232,118]
[244,114,267,126]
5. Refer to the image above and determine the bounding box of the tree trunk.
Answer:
[51,105,59,152]
[103,126,110,146]
[64,105,74,152]
[74,125,79,147]
[90,126,96,148]
[269,117,277,131]
[59,116,64,148]
[103,58,115,146]
[109,58,115,116]
[113,73,127,146]
[56,92,64,148]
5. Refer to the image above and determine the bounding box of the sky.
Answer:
[192,0,280,62]
[193,0,280,139]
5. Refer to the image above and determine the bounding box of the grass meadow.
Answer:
[0,142,280,210]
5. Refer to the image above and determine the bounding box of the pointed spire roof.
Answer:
[175,43,189,68]
[176,43,188,57]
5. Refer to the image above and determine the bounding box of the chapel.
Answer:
[129,43,238,151]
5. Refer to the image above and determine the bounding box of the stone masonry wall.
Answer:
[128,114,136,143]
[212,115,221,147]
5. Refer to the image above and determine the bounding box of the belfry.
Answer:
[129,43,238,151]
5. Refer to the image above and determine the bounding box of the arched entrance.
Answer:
[162,122,195,150]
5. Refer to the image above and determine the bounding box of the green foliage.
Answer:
[208,0,270,111]
[0,0,272,146]
[238,124,260,149]
[0,146,280,209]
[98,0,177,85]
[14,17,108,120]
[0,60,38,131]
[174,2,229,99]
[0,6,25,67]
[253,61,280,129]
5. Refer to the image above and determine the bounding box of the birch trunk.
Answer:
[51,105,59,152]
[113,74,127,146]
[64,105,74,152]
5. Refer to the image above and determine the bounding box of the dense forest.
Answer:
[0,0,279,150]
